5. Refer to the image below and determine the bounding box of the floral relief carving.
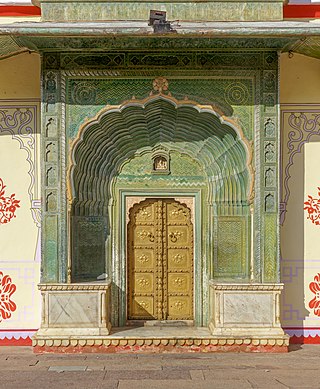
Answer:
[309,273,320,316]
[172,254,184,264]
[153,77,169,94]
[137,278,150,288]
[0,178,20,224]
[174,300,185,311]
[137,230,155,242]
[169,231,183,243]
[304,187,320,225]
[137,254,149,264]
[173,277,184,287]
[0,272,17,322]
[137,301,150,310]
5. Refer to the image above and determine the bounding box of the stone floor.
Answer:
[0,344,319,388]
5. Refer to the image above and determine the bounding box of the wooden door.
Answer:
[127,198,193,321]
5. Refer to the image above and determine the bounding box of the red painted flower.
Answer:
[0,272,17,322]
[309,273,320,316]
[0,178,20,224]
[304,188,320,225]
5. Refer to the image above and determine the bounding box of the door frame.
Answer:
[114,189,204,327]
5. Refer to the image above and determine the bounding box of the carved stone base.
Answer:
[32,334,289,353]
[33,283,112,342]
[209,282,289,341]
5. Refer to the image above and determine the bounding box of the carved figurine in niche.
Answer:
[265,193,275,213]
[265,118,275,138]
[265,142,275,163]
[154,156,168,171]
[265,168,275,188]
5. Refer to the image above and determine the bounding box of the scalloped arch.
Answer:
[68,95,254,216]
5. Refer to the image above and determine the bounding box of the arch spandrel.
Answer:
[67,94,254,213]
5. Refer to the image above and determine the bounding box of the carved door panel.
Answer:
[128,198,193,321]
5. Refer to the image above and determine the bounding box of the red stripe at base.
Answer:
[0,337,32,346]
[0,6,41,17]
[290,335,320,345]
[284,5,320,19]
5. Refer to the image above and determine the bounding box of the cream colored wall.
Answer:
[280,53,320,336]
[280,53,320,104]
[0,52,41,337]
[0,52,40,99]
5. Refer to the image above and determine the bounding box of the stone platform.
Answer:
[33,326,289,354]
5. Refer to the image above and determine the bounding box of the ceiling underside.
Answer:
[0,21,320,60]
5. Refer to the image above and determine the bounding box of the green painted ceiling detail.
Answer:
[70,96,251,216]
[23,36,299,53]
[0,36,26,60]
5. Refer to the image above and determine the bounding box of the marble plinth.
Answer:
[33,282,112,340]
[208,281,288,341]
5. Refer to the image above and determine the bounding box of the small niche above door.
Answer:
[152,149,170,175]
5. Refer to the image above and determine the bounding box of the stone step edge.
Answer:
[32,337,290,348]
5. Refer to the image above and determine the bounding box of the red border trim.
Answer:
[0,5,41,17]
[284,4,320,19]
[290,335,320,344]
[0,337,32,346]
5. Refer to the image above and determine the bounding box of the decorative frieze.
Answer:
[32,335,289,353]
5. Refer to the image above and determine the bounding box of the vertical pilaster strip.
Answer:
[262,51,279,283]
[41,54,62,283]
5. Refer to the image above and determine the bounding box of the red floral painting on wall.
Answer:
[0,178,20,224]
[304,187,320,225]
[309,273,320,317]
[0,272,17,322]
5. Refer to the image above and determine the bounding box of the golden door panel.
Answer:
[167,202,189,222]
[134,249,155,270]
[134,226,156,246]
[167,226,190,247]
[133,297,154,318]
[134,273,154,293]
[167,274,191,294]
[128,198,193,321]
[167,249,190,271]
[168,296,192,319]
[135,204,155,222]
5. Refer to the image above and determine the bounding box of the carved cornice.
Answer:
[209,281,284,291]
[38,282,111,291]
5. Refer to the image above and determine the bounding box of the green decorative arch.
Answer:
[68,95,254,216]
[68,95,254,293]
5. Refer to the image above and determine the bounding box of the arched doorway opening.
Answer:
[68,94,253,326]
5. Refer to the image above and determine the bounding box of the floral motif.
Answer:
[169,231,183,243]
[309,273,320,316]
[304,188,320,225]
[137,278,150,288]
[153,77,169,93]
[172,254,184,264]
[0,272,17,322]
[174,300,185,311]
[0,178,20,224]
[137,254,149,264]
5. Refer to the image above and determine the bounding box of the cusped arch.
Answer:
[68,95,254,216]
